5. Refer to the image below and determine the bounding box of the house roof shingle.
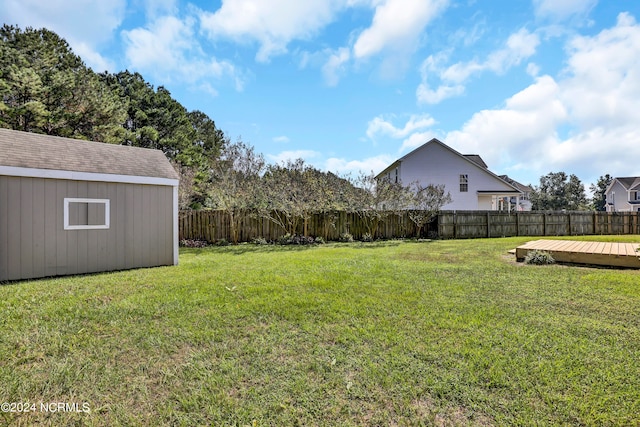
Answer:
[0,128,178,181]
[615,177,640,191]
[499,175,533,193]
[463,155,488,169]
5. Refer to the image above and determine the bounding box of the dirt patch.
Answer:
[413,397,495,426]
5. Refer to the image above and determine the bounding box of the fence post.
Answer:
[453,211,457,239]
[486,211,491,238]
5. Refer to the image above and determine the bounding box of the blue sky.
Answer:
[3,0,640,189]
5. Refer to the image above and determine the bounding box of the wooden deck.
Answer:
[515,239,640,268]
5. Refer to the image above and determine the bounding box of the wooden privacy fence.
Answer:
[179,210,640,243]
[179,210,418,243]
[438,211,640,239]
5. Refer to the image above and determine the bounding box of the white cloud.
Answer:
[486,28,540,73]
[201,0,448,83]
[352,0,449,59]
[417,28,540,104]
[122,15,244,91]
[3,0,126,71]
[561,12,640,129]
[142,0,178,18]
[267,150,322,165]
[273,136,291,143]
[366,114,436,139]
[526,62,541,77]
[445,75,567,170]
[533,0,597,21]
[416,82,465,104]
[199,0,339,62]
[325,154,395,175]
[399,131,437,152]
[439,13,640,185]
[73,42,116,72]
[322,48,352,86]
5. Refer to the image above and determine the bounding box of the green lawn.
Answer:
[1,236,639,426]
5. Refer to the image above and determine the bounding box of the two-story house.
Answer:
[376,138,524,211]
[605,177,640,212]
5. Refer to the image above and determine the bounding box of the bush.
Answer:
[314,236,325,244]
[361,233,373,242]
[277,233,316,245]
[524,250,555,265]
[214,238,230,246]
[339,232,354,243]
[277,233,294,245]
[252,237,269,245]
[179,239,210,248]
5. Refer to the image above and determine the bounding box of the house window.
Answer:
[632,191,638,201]
[64,198,110,230]
[459,174,468,192]
[394,167,398,183]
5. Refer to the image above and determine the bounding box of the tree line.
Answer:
[1,24,225,205]
[529,172,612,212]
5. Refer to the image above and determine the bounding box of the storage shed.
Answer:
[0,128,179,281]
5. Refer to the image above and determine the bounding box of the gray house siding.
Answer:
[0,176,175,281]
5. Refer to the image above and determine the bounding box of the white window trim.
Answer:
[64,198,110,230]
[460,174,469,192]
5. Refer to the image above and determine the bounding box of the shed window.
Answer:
[64,198,110,230]
[459,174,468,192]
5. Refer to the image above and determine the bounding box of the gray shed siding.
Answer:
[0,176,174,281]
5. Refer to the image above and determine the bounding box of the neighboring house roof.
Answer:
[463,155,488,169]
[499,175,534,193]
[0,128,179,180]
[612,177,640,191]
[604,177,640,205]
[377,138,522,193]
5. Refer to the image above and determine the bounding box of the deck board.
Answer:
[515,239,640,268]
[583,241,599,254]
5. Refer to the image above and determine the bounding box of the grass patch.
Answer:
[1,236,639,426]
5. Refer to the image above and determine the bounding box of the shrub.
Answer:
[278,233,294,245]
[215,238,230,246]
[252,237,269,245]
[361,233,373,242]
[339,232,354,243]
[524,250,555,265]
[179,239,210,248]
[314,236,325,244]
[277,233,315,245]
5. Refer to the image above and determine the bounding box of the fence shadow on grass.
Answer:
[349,240,419,250]
[180,243,321,256]
[180,239,426,256]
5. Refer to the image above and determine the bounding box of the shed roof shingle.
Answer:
[0,128,178,180]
